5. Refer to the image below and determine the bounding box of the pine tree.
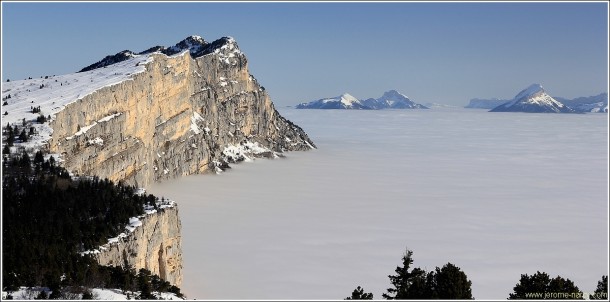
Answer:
[345,286,373,300]
[382,249,428,299]
[590,275,608,300]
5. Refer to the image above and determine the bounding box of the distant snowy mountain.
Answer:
[490,84,574,113]
[555,93,608,113]
[296,93,369,109]
[296,90,427,110]
[424,102,459,109]
[361,90,428,109]
[465,98,508,109]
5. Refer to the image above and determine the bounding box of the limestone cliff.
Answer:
[48,36,315,188]
[93,205,183,287]
[3,35,315,290]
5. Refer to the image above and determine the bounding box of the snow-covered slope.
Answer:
[555,93,608,113]
[490,84,574,113]
[296,93,370,109]
[2,55,153,154]
[362,90,428,109]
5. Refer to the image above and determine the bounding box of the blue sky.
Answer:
[1,2,608,106]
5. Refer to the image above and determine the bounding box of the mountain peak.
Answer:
[381,89,409,100]
[165,35,208,56]
[340,92,357,99]
[80,35,241,72]
[491,84,574,113]
[338,93,360,106]
[514,83,545,100]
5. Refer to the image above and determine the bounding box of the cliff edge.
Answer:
[48,36,315,188]
[2,35,316,289]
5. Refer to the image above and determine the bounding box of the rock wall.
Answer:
[46,38,315,288]
[94,206,183,287]
[48,39,315,188]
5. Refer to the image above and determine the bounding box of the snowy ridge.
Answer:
[79,35,243,72]
[80,190,176,257]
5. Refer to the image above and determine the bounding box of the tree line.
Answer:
[345,249,607,300]
[2,151,182,299]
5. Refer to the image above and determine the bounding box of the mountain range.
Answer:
[466,85,608,113]
[296,90,428,110]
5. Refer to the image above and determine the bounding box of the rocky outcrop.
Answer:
[37,36,316,289]
[94,205,183,287]
[48,36,315,188]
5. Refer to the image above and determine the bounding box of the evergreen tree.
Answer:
[345,286,373,300]
[7,129,15,146]
[19,129,28,142]
[508,271,582,299]
[591,275,608,300]
[432,263,473,299]
[34,151,44,166]
[137,269,155,299]
[382,249,429,299]
[19,150,31,168]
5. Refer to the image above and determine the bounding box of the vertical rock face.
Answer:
[95,206,183,287]
[43,36,315,288]
[48,36,315,188]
